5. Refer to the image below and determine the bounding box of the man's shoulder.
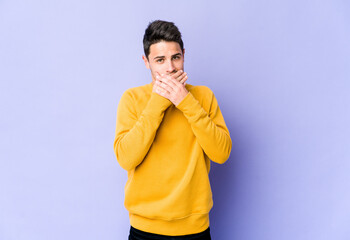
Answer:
[186,84,214,96]
[123,83,151,94]
[120,83,152,100]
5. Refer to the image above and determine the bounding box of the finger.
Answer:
[156,77,175,92]
[157,74,174,86]
[155,72,162,80]
[154,83,171,97]
[156,74,168,84]
[170,70,183,79]
[180,75,188,84]
[175,72,186,82]
[163,75,180,89]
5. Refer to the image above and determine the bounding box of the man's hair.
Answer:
[143,20,184,59]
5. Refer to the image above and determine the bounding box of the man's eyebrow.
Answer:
[153,56,165,60]
[153,53,182,60]
[172,53,182,57]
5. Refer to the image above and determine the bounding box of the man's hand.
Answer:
[153,70,189,106]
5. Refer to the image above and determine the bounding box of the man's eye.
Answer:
[172,56,180,60]
[156,59,164,63]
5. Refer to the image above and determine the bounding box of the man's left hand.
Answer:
[154,72,189,106]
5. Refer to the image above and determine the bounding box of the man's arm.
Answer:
[114,71,188,171]
[175,88,232,164]
[113,90,172,171]
[154,76,232,164]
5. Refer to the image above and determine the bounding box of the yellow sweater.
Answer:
[113,82,232,236]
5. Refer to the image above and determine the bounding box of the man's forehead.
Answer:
[149,41,182,57]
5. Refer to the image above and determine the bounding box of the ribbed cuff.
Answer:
[143,92,172,117]
[175,92,204,119]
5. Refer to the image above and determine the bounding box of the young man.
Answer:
[113,20,232,239]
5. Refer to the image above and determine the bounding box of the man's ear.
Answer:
[142,55,150,69]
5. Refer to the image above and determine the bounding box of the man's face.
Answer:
[142,41,185,82]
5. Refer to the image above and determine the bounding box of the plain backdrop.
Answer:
[1,0,349,239]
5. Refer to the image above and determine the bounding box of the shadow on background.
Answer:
[209,111,255,239]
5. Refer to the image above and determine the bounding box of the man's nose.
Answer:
[166,60,175,74]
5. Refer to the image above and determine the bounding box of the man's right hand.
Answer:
[152,70,188,94]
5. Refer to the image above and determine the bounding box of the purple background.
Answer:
[1,0,349,239]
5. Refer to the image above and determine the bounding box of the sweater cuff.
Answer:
[175,92,202,118]
[143,92,172,117]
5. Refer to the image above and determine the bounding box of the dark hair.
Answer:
[143,20,184,59]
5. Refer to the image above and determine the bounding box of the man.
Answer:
[113,20,232,239]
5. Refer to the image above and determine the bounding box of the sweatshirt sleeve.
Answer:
[175,87,232,164]
[113,90,172,171]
